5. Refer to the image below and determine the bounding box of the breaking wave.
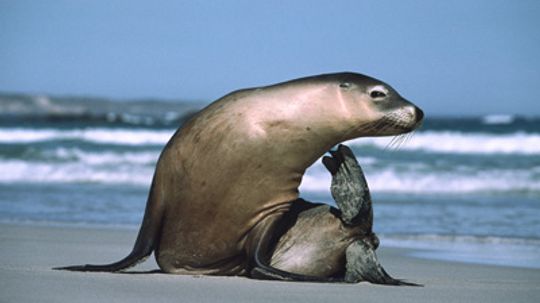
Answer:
[300,161,540,194]
[0,127,174,145]
[2,146,539,195]
[349,131,540,155]
[1,128,540,155]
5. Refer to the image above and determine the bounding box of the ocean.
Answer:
[1,94,539,269]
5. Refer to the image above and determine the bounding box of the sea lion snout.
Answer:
[362,101,423,137]
[401,103,424,130]
[414,107,424,123]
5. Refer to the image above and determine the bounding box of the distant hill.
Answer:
[0,92,204,126]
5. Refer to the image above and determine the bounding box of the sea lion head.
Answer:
[244,72,423,168]
[330,72,424,139]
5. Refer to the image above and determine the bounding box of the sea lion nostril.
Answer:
[415,107,424,123]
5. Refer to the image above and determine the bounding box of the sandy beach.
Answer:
[1,223,539,303]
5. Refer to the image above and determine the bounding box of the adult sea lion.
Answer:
[56,72,423,283]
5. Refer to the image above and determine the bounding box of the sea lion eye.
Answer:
[370,90,386,99]
[339,82,351,88]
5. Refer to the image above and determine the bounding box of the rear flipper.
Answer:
[345,240,420,286]
[249,210,340,282]
[251,242,340,282]
[250,263,338,282]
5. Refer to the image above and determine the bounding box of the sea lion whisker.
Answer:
[397,134,409,150]
[398,131,414,149]
[404,130,416,146]
[356,122,376,133]
[372,119,389,133]
[396,132,410,149]
[385,135,402,151]
[394,130,415,150]
[354,120,383,137]
[381,121,402,151]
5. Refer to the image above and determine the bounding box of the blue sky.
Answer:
[1,0,539,116]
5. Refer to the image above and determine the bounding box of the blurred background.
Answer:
[1,0,539,268]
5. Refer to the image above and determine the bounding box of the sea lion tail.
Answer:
[54,177,164,272]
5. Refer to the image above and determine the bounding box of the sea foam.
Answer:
[0,128,174,145]
[2,128,539,155]
[300,161,540,194]
[349,131,540,155]
[2,147,538,195]
[0,160,155,185]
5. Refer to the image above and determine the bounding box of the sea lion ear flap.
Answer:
[324,144,373,227]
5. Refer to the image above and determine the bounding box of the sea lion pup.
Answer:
[56,72,423,283]
[267,144,418,285]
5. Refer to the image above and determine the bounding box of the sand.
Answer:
[1,223,539,303]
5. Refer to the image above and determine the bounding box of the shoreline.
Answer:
[1,223,539,303]
[3,219,539,270]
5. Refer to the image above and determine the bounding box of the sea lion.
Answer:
[56,72,423,283]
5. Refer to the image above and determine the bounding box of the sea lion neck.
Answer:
[242,87,349,172]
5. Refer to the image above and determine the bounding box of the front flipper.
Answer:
[345,240,420,286]
[323,144,372,227]
[325,144,421,286]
